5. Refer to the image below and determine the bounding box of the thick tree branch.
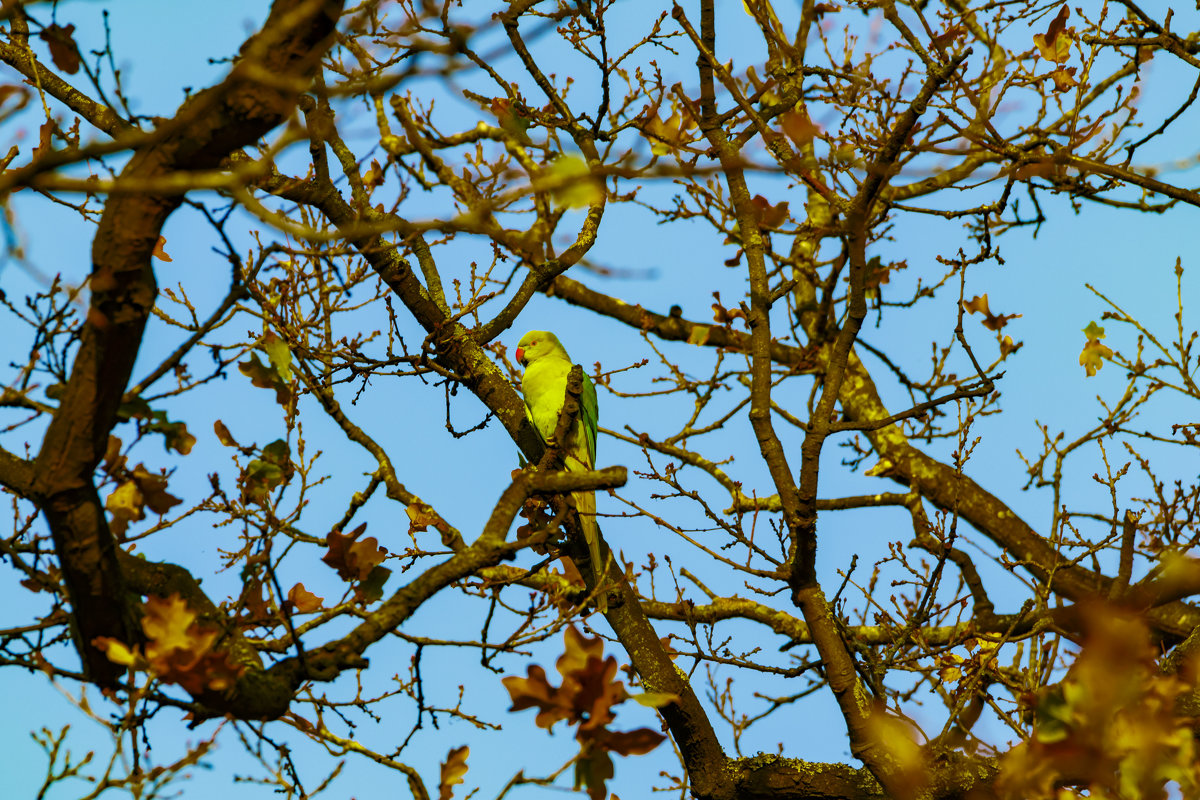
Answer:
[27,0,343,687]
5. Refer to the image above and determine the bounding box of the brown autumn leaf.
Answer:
[557,624,606,679]
[240,439,292,506]
[503,663,573,729]
[287,582,324,613]
[593,726,665,757]
[39,23,81,75]
[131,464,183,516]
[711,291,746,326]
[323,522,389,581]
[1033,5,1072,64]
[31,119,56,160]
[575,745,614,800]
[932,25,966,49]
[438,745,470,800]
[750,194,789,230]
[963,294,1022,331]
[998,604,1200,797]
[238,577,271,623]
[1048,66,1078,93]
[503,625,666,800]
[1014,156,1063,181]
[0,84,30,118]
[363,158,386,190]
[102,435,126,477]
[406,501,440,534]
[213,419,239,447]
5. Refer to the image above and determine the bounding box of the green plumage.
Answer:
[516,330,603,583]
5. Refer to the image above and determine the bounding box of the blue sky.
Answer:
[2,1,1199,798]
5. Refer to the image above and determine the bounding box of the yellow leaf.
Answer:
[141,594,201,653]
[544,155,604,209]
[687,325,710,346]
[106,480,144,519]
[438,745,469,800]
[93,636,141,667]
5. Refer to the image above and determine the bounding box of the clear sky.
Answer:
[2,1,1198,798]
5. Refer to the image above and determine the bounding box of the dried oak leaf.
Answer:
[323,522,389,581]
[575,745,614,800]
[963,294,1021,331]
[213,419,239,448]
[591,726,665,757]
[503,664,573,730]
[238,577,272,623]
[39,23,80,74]
[750,194,789,230]
[287,582,324,613]
[406,501,440,534]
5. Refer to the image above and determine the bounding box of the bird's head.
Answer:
[515,330,562,367]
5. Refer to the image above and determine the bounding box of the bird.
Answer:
[515,330,605,586]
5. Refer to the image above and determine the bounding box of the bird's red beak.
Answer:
[515,347,525,366]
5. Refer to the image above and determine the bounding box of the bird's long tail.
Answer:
[566,457,605,587]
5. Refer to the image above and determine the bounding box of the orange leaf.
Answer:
[780,108,820,147]
[152,236,173,262]
[287,582,324,613]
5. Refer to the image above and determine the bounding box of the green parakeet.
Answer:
[515,330,604,583]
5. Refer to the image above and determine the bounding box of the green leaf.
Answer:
[1081,320,1105,340]
[355,565,392,604]
[628,691,680,708]
[261,439,291,466]
[261,333,293,383]
[544,155,603,210]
